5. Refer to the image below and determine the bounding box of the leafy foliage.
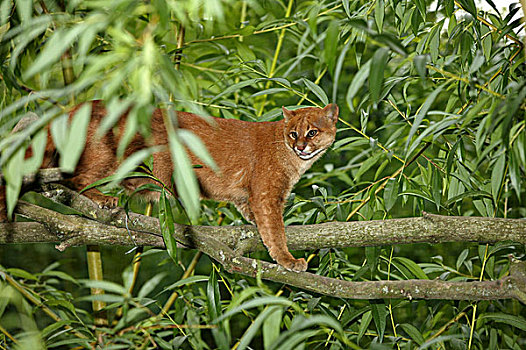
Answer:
[0,0,525,349]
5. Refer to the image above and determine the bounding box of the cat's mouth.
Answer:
[295,148,323,160]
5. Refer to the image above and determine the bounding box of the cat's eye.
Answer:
[307,129,318,137]
[290,131,298,139]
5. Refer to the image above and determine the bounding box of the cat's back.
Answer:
[177,112,280,148]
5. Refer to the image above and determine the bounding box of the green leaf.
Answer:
[370,300,387,342]
[346,60,371,112]
[324,20,339,74]
[369,47,389,104]
[375,0,384,33]
[431,168,442,210]
[413,55,428,80]
[6,268,37,280]
[383,177,398,212]
[405,85,444,155]
[491,152,506,203]
[302,78,328,106]
[365,246,380,278]
[210,78,289,103]
[59,103,91,173]
[400,323,425,345]
[163,275,209,291]
[478,313,526,332]
[263,307,283,349]
[24,24,87,79]
[509,147,521,200]
[208,268,229,350]
[414,0,426,19]
[167,131,200,221]
[15,0,31,23]
[215,296,294,323]
[23,128,46,174]
[456,248,470,271]
[392,257,429,279]
[159,189,177,263]
[178,129,218,171]
[81,280,126,295]
[239,306,281,350]
[2,146,24,219]
[357,310,372,343]
[354,152,383,182]
[109,147,162,188]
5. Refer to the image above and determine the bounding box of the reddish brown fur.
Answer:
[0,101,338,271]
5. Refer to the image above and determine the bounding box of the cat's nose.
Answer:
[296,143,306,151]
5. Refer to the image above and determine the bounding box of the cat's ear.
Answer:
[323,103,339,123]
[282,106,294,122]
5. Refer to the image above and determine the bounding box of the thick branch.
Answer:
[1,185,525,302]
[14,184,526,254]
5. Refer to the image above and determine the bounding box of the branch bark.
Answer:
[1,183,525,302]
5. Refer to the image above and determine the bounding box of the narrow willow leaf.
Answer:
[469,53,485,74]
[491,152,506,202]
[163,275,209,291]
[457,0,477,17]
[24,24,87,79]
[15,0,31,23]
[159,188,177,263]
[251,88,288,98]
[413,55,428,80]
[207,268,221,321]
[23,127,46,174]
[357,311,372,342]
[272,315,344,347]
[59,104,91,173]
[109,147,162,188]
[369,47,389,104]
[375,0,384,33]
[405,85,444,154]
[80,280,126,295]
[137,272,168,298]
[482,28,492,60]
[210,78,289,103]
[456,248,469,271]
[509,147,521,200]
[239,306,281,350]
[400,323,425,345]
[384,177,398,211]
[324,20,339,74]
[168,132,200,221]
[178,129,218,171]
[208,268,230,350]
[478,313,526,332]
[346,59,371,112]
[263,307,283,349]
[332,38,352,103]
[302,78,328,106]
[215,297,294,323]
[370,300,387,342]
[431,168,441,210]
[3,146,24,218]
[414,0,426,18]
[393,257,429,279]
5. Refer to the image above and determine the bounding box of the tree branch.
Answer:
[1,183,525,302]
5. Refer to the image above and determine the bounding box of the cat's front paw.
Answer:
[280,257,308,272]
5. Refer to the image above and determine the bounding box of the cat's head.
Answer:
[282,104,338,160]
